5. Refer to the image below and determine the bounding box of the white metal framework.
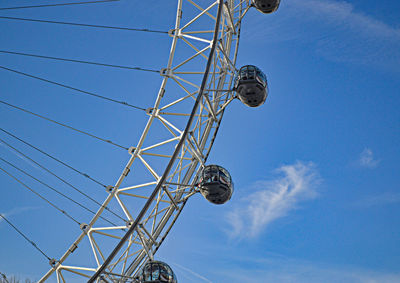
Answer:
[39,0,252,281]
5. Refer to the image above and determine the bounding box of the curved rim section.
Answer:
[151,0,245,263]
[39,1,247,281]
[87,1,224,280]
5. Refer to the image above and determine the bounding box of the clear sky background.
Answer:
[0,0,399,282]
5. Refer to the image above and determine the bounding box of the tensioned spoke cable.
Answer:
[0,272,10,283]
[0,138,126,222]
[0,213,52,262]
[0,127,107,188]
[0,100,129,150]
[0,65,147,110]
[0,16,169,35]
[0,166,81,226]
[0,157,120,228]
[0,0,119,11]
[0,50,160,71]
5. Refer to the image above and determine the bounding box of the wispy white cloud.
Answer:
[249,0,400,39]
[358,147,380,168]
[291,0,400,40]
[246,0,400,72]
[294,0,400,70]
[354,192,400,208]
[226,161,321,238]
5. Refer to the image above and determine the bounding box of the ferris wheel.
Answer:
[0,0,280,282]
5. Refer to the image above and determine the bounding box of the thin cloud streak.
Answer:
[293,0,400,70]
[246,0,400,72]
[247,0,400,40]
[0,206,41,223]
[0,141,40,170]
[226,161,321,238]
[170,262,213,283]
[294,0,400,40]
[157,255,213,283]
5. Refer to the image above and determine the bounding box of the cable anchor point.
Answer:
[160,68,172,77]
[168,28,178,37]
[106,185,114,193]
[49,258,60,269]
[80,223,90,234]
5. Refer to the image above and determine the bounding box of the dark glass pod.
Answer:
[197,165,233,205]
[234,65,268,107]
[139,261,177,283]
[253,0,280,14]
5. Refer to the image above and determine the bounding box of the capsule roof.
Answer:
[253,0,281,14]
[139,261,177,283]
[234,65,268,107]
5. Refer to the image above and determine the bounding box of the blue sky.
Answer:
[0,0,399,282]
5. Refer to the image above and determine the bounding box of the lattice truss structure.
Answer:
[39,0,252,281]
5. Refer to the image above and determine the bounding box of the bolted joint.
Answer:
[128,146,136,155]
[146,108,154,115]
[146,107,160,117]
[160,68,173,78]
[49,258,60,269]
[106,185,114,193]
[80,223,90,233]
[126,220,134,228]
[168,28,179,37]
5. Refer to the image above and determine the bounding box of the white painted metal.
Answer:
[39,0,250,281]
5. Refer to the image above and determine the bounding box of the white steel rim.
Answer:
[39,0,250,281]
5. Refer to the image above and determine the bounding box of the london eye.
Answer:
[0,0,279,281]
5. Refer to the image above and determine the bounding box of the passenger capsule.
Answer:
[139,261,177,283]
[253,0,280,14]
[234,65,268,107]
[197,165,233,205]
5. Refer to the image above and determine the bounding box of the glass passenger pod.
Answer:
[253,0,281,14]
[139,261,177,283]
[234,65,268,107]
[197,165,234,205]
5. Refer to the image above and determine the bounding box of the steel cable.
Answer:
[0,50,160,72]
[0,166,82,226]
[0,213,52,262]
[0,0,119,11]
[0,100,129,150]
[0,128,107,188]
[0,65,147,111]
[0,157,120,227]
[0,16,169,35]
[0,138,127,222]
